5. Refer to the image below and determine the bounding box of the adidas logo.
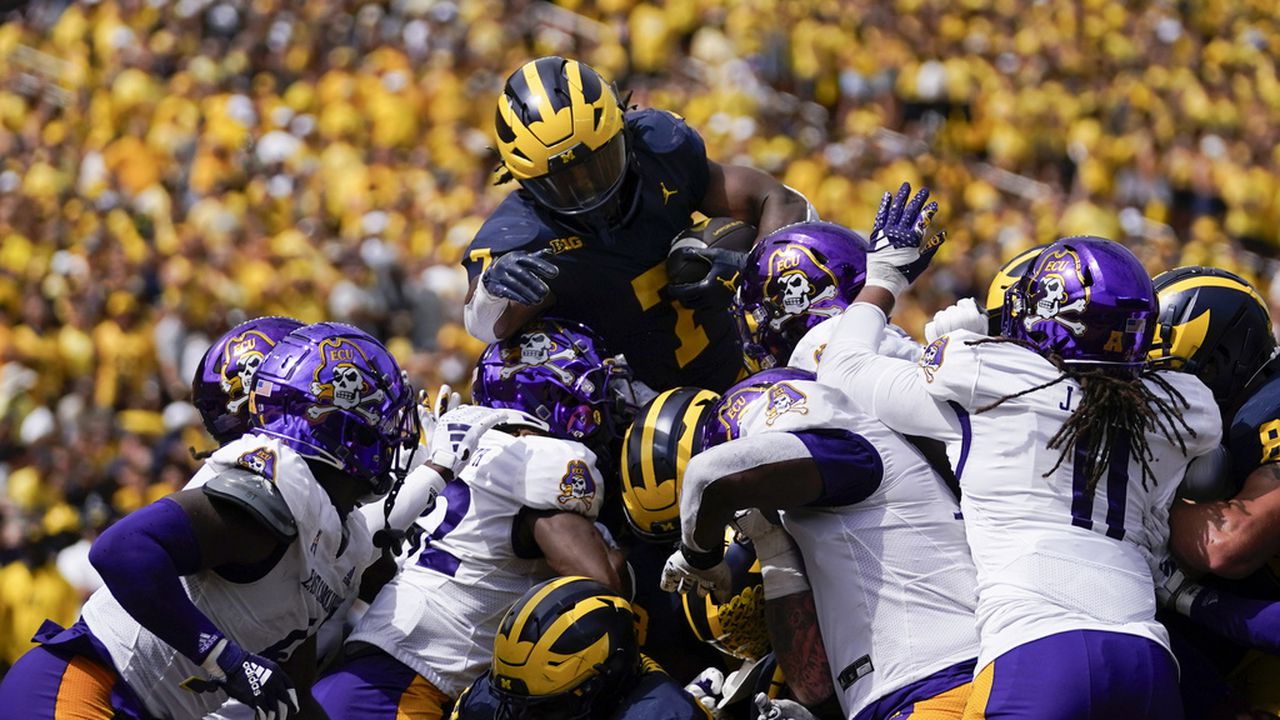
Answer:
[197,633,220,656]
[243,661,273,697]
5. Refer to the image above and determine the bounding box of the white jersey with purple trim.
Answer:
[348,429,604,696]
[790,314,921,372]
[731,379,979,718]
[912,330,1221,668]
[81,434,376,719]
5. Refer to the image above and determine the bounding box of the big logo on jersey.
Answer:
[919,336,948,383]
[220,330,277,413]
[764,383,809,425]
[307,338,385,424]
[1023,248,1090,336]
[766,246,841,330]
[557,459,596,511]
[499,332,577,384]
[236,447,278,479]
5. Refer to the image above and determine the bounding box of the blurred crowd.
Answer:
[1,0,1279,669]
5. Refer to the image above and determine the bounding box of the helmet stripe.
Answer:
[1159,275,1269,316]
[638,390,673,489]
[504,576,577,648]
[537,57,570,114]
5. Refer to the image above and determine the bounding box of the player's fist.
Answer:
[482,250,558,306]
[865,182,945,297]
[924,298,987,342]
[660,546,733,602]
[428,405,506,478]
[191,640,299,720]
[754,693,819,720]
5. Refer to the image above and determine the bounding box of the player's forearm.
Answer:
[765,591,834,706]
[754,184,814,238]
[88,499,227,664]
[535,513,624,593]
[1170,464,1280,578]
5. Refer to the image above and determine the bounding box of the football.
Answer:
[666,217,758,285]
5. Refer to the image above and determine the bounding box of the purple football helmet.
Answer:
[249,322,418,497]
[703,368,816,449]
[1000,236,1157,367]
[732,222,868,371]
[472,318,634,447]
[193,316,303,444]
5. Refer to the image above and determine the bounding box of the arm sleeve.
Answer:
[793,429,884,507]
[1189,586,1280,654]
[816,303,966,441]
[518,438,606,520]
[87,498,224,663]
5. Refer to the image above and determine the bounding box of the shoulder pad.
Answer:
[202,469,298,543]
[627,108,702,155]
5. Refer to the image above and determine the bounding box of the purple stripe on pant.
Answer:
[312,646,423,720]
[975,629,1182,720]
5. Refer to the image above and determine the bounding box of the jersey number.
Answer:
[1068,430,1130,541]
[630,262,708,368]
[415,480,472,577]
[1259,419,1280,464]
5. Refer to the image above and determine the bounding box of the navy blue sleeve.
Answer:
[463,194,548,281]
[88,498,225,662]
[793,429,885,508]
[616,672,710,720]
[628,109,711,210]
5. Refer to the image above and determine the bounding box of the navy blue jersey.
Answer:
[465,109,743,392]
[1228,368,1280,486]
[627,541,726,685]
[450,668,710,720]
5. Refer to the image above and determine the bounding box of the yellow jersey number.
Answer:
[1259,419,1280,464]
[631,262,708,368]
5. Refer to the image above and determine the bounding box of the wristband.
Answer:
[464,279,510,344]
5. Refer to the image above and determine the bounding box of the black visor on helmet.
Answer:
[520,133,628,215]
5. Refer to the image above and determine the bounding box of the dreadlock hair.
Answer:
[969,337,1196,493]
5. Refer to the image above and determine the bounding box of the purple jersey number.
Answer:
[415,480,472,576]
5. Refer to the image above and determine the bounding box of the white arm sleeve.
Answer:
[679,432,810,553]
[816,303,964,441]
[464,279,509,344]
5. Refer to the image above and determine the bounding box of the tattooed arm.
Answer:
[1170,463,1280,579]
[764,588,834,706]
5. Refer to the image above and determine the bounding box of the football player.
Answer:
[449,576,711,720]
[463,56,814,392]
[0,322,434,719]
[312,320,629,720]
[1146,266,1280,714]
[816,185,1221,718]
[659,366,981,720]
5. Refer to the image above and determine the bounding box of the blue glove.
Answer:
[482,250,559,306]
[184,640,299,720]
[865,183,945,297]
[666,246,748,310]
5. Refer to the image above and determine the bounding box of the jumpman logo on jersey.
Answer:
[660,181,679,205]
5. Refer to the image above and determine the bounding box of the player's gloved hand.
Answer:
[1178,445,1236,502]
[1151,554,1204,617]
[667,246,748,310]
[754,693,819,720]
[660,546,733,602]
[924,297,987,342]
[428,405,506,478]
[482,249,559,306]
[684,667,725,714]
[865,183,945,298]
[192,640,299,720]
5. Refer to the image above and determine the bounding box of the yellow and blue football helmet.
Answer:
[621,387,720,542]
[984,244,1046,335]
[1150,266,1276,411]
[495,57,629,218]
[490,577,639,720]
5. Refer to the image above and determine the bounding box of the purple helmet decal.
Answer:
[193,316,304,444]
[473,318,634,446]
[704,368,816,448]
[732,222,868,371]
[249,322,417,496]
[1000,236,1157,366]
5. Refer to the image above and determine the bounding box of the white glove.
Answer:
[428,405,505,477]
[1152,554,1204,617]
[754,693,819,720]
[731,510,809,599]
[395,385,462,475]
[684,667,725,714]
[660,548,733,602]
[924,297,987,342]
